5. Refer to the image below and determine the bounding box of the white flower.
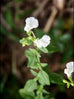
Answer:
[40,35,51,47]
[41,35,51,41]
[24,25,30,32]
[34,39,43,48]
[24,17,39,32]
[64,61,74,77]
[34,35,51,48]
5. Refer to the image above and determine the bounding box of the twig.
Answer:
[64,8,73,13]
[67,0,73,7]
[32,0,48,17]
[43,7,58,33]
[43,0,65,33]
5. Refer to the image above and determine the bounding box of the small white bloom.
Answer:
[40,35,51,47]
[34,39,43,48]
[34,35,51,48]
[24,17,39,32]
[41,35,51,41]
[64,61,74,77]
[24,25,30,32]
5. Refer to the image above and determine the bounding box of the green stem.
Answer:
[27,31,31,36]
[36,50,42,70]
[34,76,39,81]
[31,31,36,39]
[37,85,43,95]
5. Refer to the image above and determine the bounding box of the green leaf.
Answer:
[63,79,69,84]
[19,89,35,99]
[43,66,50,76]
[44,93,55,99]
[38,70,50,85]
[14,0,24,2]
[59,34,71,44]
[4,5,15,28]
[0,25,19,42]
[50,29,64,52]
[50,73,63,85]
[47,42,59,53]
[30,70,37,76]
[35,94,44,99]
[25,49,38,69]
[34,28,45,38]
[67,83,70,88]
[40,63,48,67]
[45,95,55,99]
[20,38,32,47]
[42,89,49,94]
[70,82,74,87]
[24,80,37,92]
[20,38,27,47]
[30,49,41,58]
[39,47,48,53]
[63,79,71,88]
[19,79,37,99]
[0,76,7,93]
[54,17,64,30]
[19,9,34,19]
[61,47,73,63]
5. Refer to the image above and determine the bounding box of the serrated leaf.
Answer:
[38,70,50,85]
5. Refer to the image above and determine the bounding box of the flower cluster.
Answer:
[24,17,39,32]
[34,35,51,48]
[64,61,74,77]
[24,17,51,48]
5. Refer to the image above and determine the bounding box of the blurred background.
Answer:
[0,0,74,99]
